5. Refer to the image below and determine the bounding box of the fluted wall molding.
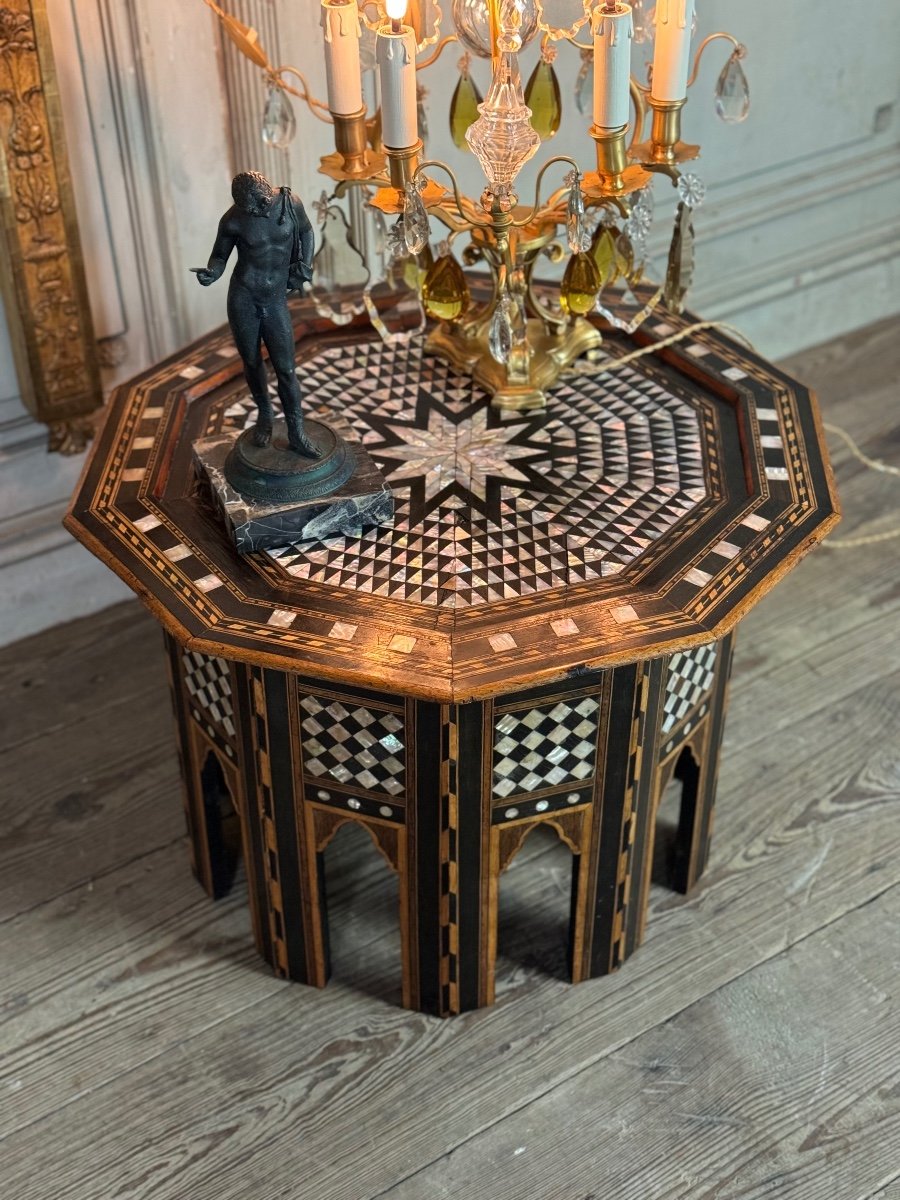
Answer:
[217,0,291,183]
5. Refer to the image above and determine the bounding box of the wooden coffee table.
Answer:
[66,300,838,1015]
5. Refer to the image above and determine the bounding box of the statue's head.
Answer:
[232,171,274,216]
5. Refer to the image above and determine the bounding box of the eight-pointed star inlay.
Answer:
[376,407,536,502]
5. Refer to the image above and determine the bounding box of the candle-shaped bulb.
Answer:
[385,0,407,33]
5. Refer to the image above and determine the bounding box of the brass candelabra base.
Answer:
[426,316,602,412]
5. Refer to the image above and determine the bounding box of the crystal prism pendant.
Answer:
[364,217,426,345]
[565,173,587,253]
[261,84,296,149]
[629,186,655,238]
[560,252,601,316]
[677,173,706,208]
[524,53,562,141]
[403,183,431,254]
[488,293,515,364]
[422,252,471,321]
[715,50,751,123]
[574,47,592,116]
[450,56,483,150]
[664,201,695,312]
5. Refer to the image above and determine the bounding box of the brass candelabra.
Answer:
[204,0,749,410]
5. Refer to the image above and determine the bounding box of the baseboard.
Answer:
[0,396,131,647]
[0,529,131,647]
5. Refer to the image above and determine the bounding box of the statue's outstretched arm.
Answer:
[197,214,237,286]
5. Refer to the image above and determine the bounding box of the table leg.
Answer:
[233,664,329,986]
[164,634,242,900]
[624,633,736,954]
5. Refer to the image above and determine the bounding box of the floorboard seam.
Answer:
[364,877,900,1200]
[0,835,186,927]
[856,1166,900,1200]
[0,689,172,759]
[0,898,414,1144]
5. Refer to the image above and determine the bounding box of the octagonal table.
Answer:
[66,299,838,1015]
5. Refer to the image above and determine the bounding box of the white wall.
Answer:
[1,0,899,646]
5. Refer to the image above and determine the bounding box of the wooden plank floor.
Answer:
[2,318,899,1200]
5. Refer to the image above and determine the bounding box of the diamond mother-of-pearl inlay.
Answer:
[493,696,601,798]
[299,694,406,796]
[226,336,709,608]
[662,643,718,733]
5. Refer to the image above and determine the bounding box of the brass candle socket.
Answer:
[332,107,370,176]
[591,123,629,191]
[583,125,652,200]
[385,139,423,193]
[649,97,685,163]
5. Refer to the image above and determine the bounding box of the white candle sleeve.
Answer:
[376,27,418,149]
[650,0,695,103]
[321,0,363,116]
[592,4,634,130]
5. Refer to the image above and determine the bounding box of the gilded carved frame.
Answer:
[0,0,102,453]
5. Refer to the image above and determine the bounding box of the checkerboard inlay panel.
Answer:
[299,694,406,796]
[662,644,718,733]
[493,696,601,798]
[181,651,235,739]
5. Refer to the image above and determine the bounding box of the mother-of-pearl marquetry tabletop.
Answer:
[65,301,837,703]
[65,300,839,1015]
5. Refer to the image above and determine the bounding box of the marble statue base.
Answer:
[193,429,394,554]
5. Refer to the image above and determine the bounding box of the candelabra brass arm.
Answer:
[416,34,459,70]
[270,67,334,123]
[629,78,649,147]
[563,34,593,51]
[202,0,270,69]
[413,160,494,227]
[526,242,568,331]
[511,155,581,228]
[686,33,744,89]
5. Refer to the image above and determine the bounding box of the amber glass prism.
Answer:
[422,252,471,321]
[450,61,483,150]
[560,251,601,315]
[524,56,561,140]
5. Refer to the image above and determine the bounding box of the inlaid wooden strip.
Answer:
[455,700,490,1013]
[409,699,444,1015]
[260,666,316,985]
[582,661,641,979]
